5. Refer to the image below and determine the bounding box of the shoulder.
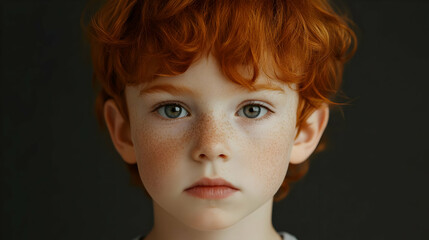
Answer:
[134,232,297,240]
[278,231,298,240]
[132,235,143,240]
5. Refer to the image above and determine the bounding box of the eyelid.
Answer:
[238,100,273,112]
[151,100,191,113]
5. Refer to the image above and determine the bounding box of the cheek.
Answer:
[132,124,184,195]
[246,120,295,196]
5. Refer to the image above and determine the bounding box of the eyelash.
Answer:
[151,100,274,121]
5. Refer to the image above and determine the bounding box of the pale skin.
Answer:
[104,55,329,240]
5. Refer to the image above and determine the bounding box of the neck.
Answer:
[145,198,281,240]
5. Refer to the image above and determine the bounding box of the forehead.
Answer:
[139,82,286,97]
[138,55,292,97]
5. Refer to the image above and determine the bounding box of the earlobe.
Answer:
[103,99,137,164]
[290,104,329,164]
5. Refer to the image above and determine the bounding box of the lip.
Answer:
[186,177,239,190]
[185,177,239,199]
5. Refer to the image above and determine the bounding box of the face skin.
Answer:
[104,54,329,240]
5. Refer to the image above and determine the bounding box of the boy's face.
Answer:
[125,55,299,230]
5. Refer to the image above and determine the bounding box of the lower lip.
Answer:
[185,186,238,199]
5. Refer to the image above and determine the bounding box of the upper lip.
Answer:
[185,177,239,190]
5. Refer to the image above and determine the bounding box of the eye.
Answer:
[237,102,269,119]
[155,103,189,119]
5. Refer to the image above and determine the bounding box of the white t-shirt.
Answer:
[133,231,297,240]
[279,231,298,240]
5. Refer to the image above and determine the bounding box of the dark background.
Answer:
[1,0,428,239]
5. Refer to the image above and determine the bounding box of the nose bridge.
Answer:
[191,111,232,161]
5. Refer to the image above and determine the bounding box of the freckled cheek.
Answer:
[246,123,295,196]
[132,126,185,196]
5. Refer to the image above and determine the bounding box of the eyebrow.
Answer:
[249,84,285,93]
[140,84,196,96]
[139,83,285,96]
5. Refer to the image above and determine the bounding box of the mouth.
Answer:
[184,177,239,199]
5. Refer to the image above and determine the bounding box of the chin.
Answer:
[184,209,239,231]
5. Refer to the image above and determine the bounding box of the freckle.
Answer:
[246,120,291,197]
[136,125,183,190]
[184,114,237,156]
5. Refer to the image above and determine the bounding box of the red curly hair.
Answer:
[82,0,356,202]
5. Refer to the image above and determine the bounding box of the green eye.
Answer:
[238,104,268,119]
[156,104,189,119]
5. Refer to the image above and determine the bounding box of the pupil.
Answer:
[166,105,181,118]
[245,105,260,118]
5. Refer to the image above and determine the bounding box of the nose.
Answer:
[190,113,231,162]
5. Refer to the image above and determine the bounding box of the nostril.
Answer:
[197,153,227,160]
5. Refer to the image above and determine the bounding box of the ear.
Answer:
[103,99,136,164]
[290,104,329,164]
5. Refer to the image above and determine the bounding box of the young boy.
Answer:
[83,0,356,239]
